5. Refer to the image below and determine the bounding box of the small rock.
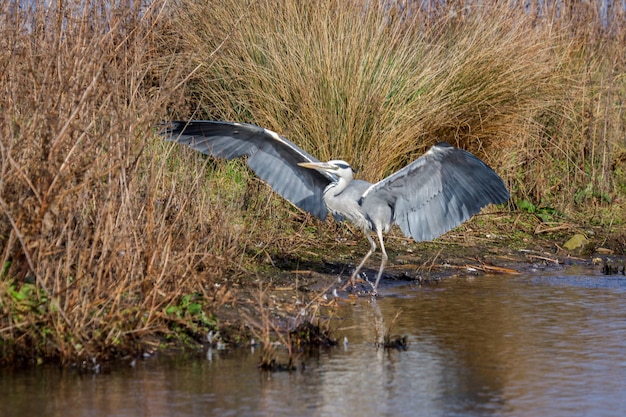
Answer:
[563,234,590,253]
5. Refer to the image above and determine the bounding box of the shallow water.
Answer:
[2,266,626,417]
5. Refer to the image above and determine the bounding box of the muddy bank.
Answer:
[210,225,625,349]
[2,215,623,368]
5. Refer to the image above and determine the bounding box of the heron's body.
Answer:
[325,176,377,232]
[163,120,509,293]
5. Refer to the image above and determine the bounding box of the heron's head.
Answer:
[298,160,354,179]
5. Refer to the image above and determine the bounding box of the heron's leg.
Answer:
[372,228,388,291]
[348,233,377,290]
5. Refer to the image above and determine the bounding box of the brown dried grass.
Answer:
[169,0,626,220]
[0,0,249,365]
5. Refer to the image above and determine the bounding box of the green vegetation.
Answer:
[1,0,625,365]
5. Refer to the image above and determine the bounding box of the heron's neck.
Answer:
[324,176,351,197]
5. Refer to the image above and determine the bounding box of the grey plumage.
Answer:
[164,121,332,220]
[162,120,509,292]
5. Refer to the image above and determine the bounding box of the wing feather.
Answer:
[362,142,509,242]
[162,121,333,219]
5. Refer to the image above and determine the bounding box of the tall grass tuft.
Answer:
[169,0,563,178]
[168,0,625,221]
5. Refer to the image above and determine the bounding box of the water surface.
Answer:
[2,266,625,417]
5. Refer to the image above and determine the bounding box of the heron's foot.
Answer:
[364,279,380,297]
[340,272,378,297]
[341,271,363,292]
[367,281,378,297]
[339,277,356,292]
[338,278,381,298]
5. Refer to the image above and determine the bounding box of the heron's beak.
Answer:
[297,161,334,172]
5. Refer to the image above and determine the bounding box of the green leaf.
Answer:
[188,303,203,315]
[165,306,180,315]
[516,199,536,213]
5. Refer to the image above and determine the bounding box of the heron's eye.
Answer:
[336,163,351,170]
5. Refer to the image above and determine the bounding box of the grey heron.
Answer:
[162,120,509,292]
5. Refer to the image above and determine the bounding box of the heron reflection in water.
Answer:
[163,121,509,293]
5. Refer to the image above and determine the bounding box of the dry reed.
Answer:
[0,0,249,365]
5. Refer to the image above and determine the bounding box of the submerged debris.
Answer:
[256,356,298,372]
[255,321,337,372]
[602,259,625,275]
[290,321,338,348]
[381,335,410,351]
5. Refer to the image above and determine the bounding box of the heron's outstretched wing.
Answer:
[362,142,509,242]
[162,121,334,219]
